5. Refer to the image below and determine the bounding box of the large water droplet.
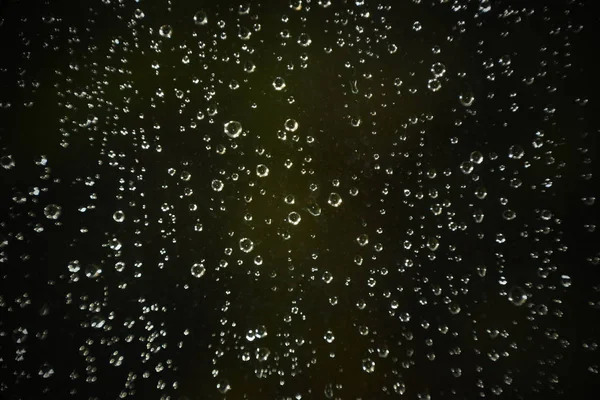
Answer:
[224,121,242,138]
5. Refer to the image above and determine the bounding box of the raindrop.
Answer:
[191,263,206,278]
[12,327,28,343]
[256,325,268,338]
[328,192,342,207]
[502,210,516,220]
[159,25,173,38]
[508,145,525,159]
[238,26,252,40]
[44,204,62,220]
[284,118,298,132]
[470,151,484,164]
[211,179,224,192]
[256,347,270,362]
[217,380,231,394]
[449,303,461,315]
[194,11,208,25]
[306,200,322,216]
[460,161,474,174]
[85,264,102,279]
[431,62,446,77]
[427,79,441,92]
[459,91,475,107]
[297,32,312,47]
[287,211,301,225]
[362,358,375,373]
[1,155,15,169]
[256,164,270,177]
[273,77,286,91]
[113,210,125,223]
[224,120,242,138]
[427,238,439,251]
[239,238,254,253]
[356,234,369,246]
[508,286,528,306]
[324,330,335,343]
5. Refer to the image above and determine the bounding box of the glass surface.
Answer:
[0,1,598,399]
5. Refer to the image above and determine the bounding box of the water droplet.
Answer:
[473,208,485,223]
[297,32,312,47]
[322,271,333,284]
[290,0,302,11]
[508,145,525,159]
[44,204,62,220]
[191,263,206,278]
[256,347,270,362]
[328,192,342,207]
[460,161,474,174]
[287,211,301,225]
[508,286,528,306]
[470,151,484,164]
[159,25,173,38]
[431,62,446,77]
[427,78,441,92]
[306,200,322,216]
[256,164,269,177]
[459,91,475,107]
[284,118,298,132]
[224,120,242,138]
[91,315,106,329]
[474,186,488,199]
[256,325,268,338]
[239,238,254,253]
[362,358,375,373]
[356,234,369,246]
[284,195,295,205]
[85,264,102,279]
[113,210,125,223]
[244,60,256,73]
[502,209,516,220]
[38,363,54,379]
[350,116,362,127]
[194,11,208,25]
[427,237,439,251]
[109,238,122,251]
[479,0,492,13]
[211,179,224,192]
[217,380,231,394]
[324,330,335,343]
[12,327,28,343]
[449,303,461,314]
[273,77,286,91]
[561,275,572,288]
[1,155,16,169]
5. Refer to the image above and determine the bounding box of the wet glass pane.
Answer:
[0,0,598,399]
